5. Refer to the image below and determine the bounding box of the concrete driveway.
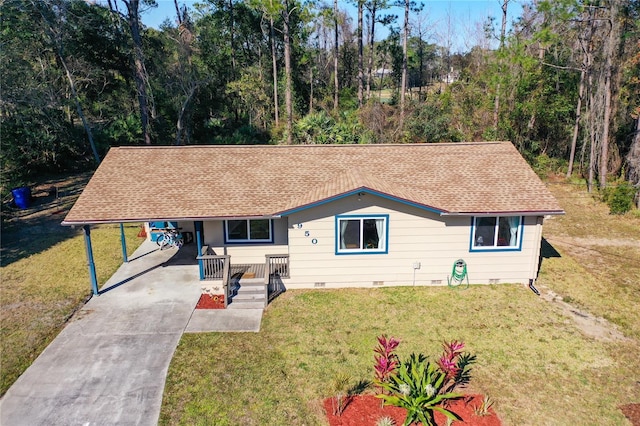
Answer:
[0,241,202,426]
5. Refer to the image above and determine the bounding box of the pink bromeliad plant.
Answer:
[373,334,400,394]
[437,340,476,394]
[374,338,477,426]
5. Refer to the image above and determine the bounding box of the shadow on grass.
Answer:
[541,237,561,258]
[537,237,562,275]
[1,174,91,268]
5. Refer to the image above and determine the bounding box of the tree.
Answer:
[364,0,395,99]
[333,0,339,111]
[493,0,510,130]
[171,5,200,145]
[400,0,409,123]
[398,0,422,124]
[31,0,100,163]
[598,0,622,189]
[249,0,283,126]
[194,0,267,139]
[356,0,364,107]
[1,0,131,189]
[105,0,156,145]
[620,2,640,205]
[282,0,294,143]
[409,10,435,100]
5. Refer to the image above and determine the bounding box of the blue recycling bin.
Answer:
[11,187,32,209]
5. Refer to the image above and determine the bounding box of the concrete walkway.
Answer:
[0,241,203,426]
[186,309,263,333]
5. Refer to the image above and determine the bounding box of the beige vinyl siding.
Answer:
[286,195,542,288]
[201,218,288,264]
[175,221,195,234]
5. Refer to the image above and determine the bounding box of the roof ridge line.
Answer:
[112,141,508,150]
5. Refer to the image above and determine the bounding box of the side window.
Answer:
[471,216,522,251]
[336,215,388,254]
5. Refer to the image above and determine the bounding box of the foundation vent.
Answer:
[373,281,384,286]
[314,282,326,288]
[431,280,442,285]
[489,279,500,284]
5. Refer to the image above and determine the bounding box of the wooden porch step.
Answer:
[235,277,264,286]
[230,277,266,308]
[233,290,264,301]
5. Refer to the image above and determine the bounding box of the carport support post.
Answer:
[195,221,204,280]
[120,223,128,263]
[83,225,99,296]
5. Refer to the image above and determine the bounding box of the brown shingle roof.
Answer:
[62,142,563,225]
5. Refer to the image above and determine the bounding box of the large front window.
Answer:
[336,215,388,254]
[471,216,522,250]
[225,219,272,243]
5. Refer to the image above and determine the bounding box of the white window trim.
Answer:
[335,214,389,255]
[224,219,273,244]
[469,216,523,252]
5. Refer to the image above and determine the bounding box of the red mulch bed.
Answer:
[195,294,225,309]
[621,403,640,426]
[324,394,501,426]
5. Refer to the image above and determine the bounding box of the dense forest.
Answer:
[1,0,639,206]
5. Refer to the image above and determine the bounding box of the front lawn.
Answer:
[160,181,640,425]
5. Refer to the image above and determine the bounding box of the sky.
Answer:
[139,0,525,53]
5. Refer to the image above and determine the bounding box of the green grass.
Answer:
[160,182,640,425]
[161,287,638,425]
[541,182,640,339]
[0,224,143,395]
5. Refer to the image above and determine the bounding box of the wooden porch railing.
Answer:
[265,254,289,303]
[200,256,228,279]
[197,248,288,308]
[266,254,290,278]
[197,246,231,308]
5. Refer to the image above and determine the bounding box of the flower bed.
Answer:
[323,393,501,426]
[195,294,225,309]
[324,336,501,426]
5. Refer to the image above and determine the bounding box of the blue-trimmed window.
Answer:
[336,215,388,254]
[224,219,273,243]
[470,216,523,251]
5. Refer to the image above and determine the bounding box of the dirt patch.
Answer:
[323,394,501,426]
[621,403,640,426]
[537,284,629,342]
[69,308,95,322]
[564,237,640,248]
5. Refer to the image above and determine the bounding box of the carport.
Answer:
[71,221,206,296]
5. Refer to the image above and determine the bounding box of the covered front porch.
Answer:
[81,236,268,332]
[196,244,289,308]
[78,222,289,309]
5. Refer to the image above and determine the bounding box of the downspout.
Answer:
[529,279,540,296]
[528,216,543,296]
[120,223,128,263]
[83,225,99,296]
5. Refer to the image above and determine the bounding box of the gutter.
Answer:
[61,214,282,227]
[439,210,565,217]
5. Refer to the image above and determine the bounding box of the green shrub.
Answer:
[292,111,363,144]
[531,153,566,179]
[604,182,636,215]
[406,102,463,143]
